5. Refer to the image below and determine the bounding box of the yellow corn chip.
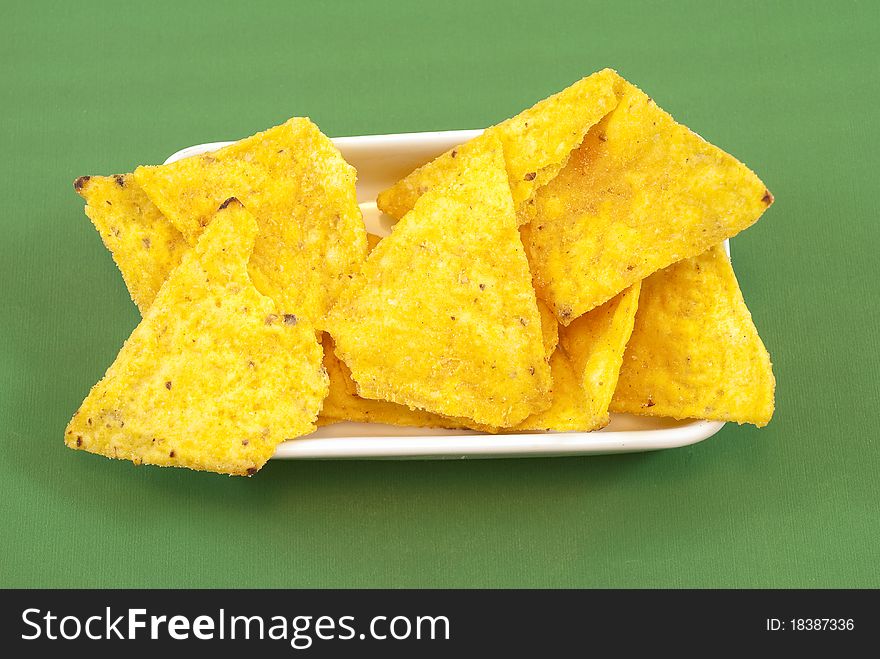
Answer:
[512,285,638,432]
[377,68,620,223]
[513,348,601,432]
[557,283,641,428]
[611,245,774,427]
[65,200,328,475]
[328,138,550,427]
[324,322,603,434]
[537,299,559,362]
[330,233,388,397]
[322,250,554,431]
[352,233,507,414]
[74,174,188,313]
[525,77,773,324]
[133,118,367,326]
[321,336,471,429]
[324,341,606,434]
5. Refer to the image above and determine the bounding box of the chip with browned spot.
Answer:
[65,201,328,475]
[74,174,188,313]
[556,283,641,429]
[611,245,774,426]
[511,348,598,432]
[524,77,772,324]
[133,118,367,327]
[377,68,620,224]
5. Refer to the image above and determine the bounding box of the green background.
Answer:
[2,0,878,588]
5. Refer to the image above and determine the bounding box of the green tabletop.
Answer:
[2,0,877,588]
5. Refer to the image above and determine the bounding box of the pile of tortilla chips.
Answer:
[68,68,775,476]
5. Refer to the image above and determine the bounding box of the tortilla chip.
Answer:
[348,233,514,415]
[525,77,773,324]
[328,233,388,397]
[320,336,471,429]
[328,138,550,427]
[611,245,774,426]
[512,348,600,432]
[557,283,641,428]
[324,338,608,434]
[377,68,620,223]
[133,118,367,326]
[537,299,559,362]
[65,200,328,475]
[323,313,599,433]
[74,174,188,313]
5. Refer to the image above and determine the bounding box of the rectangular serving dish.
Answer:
[165,129,725,459]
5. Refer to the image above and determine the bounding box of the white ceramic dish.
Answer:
[165,129,725,460]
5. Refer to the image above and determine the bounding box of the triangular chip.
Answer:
[320,336,474,430]
[553,283,641,429]
[377,68,620,223]
[327,139,551,427]
[321,297,595,434]
[323,342,607,434]
[524,77,773,324]
[321,302,563,433]
[322,241,561,433]
[133,118,367,326]
[65,200,328,475]
[74,174,188,313]
[341,233,384,397]
[536,299,559,362]
[336,236,556,401]
[611,245,774,426]
[512,347,601,432]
